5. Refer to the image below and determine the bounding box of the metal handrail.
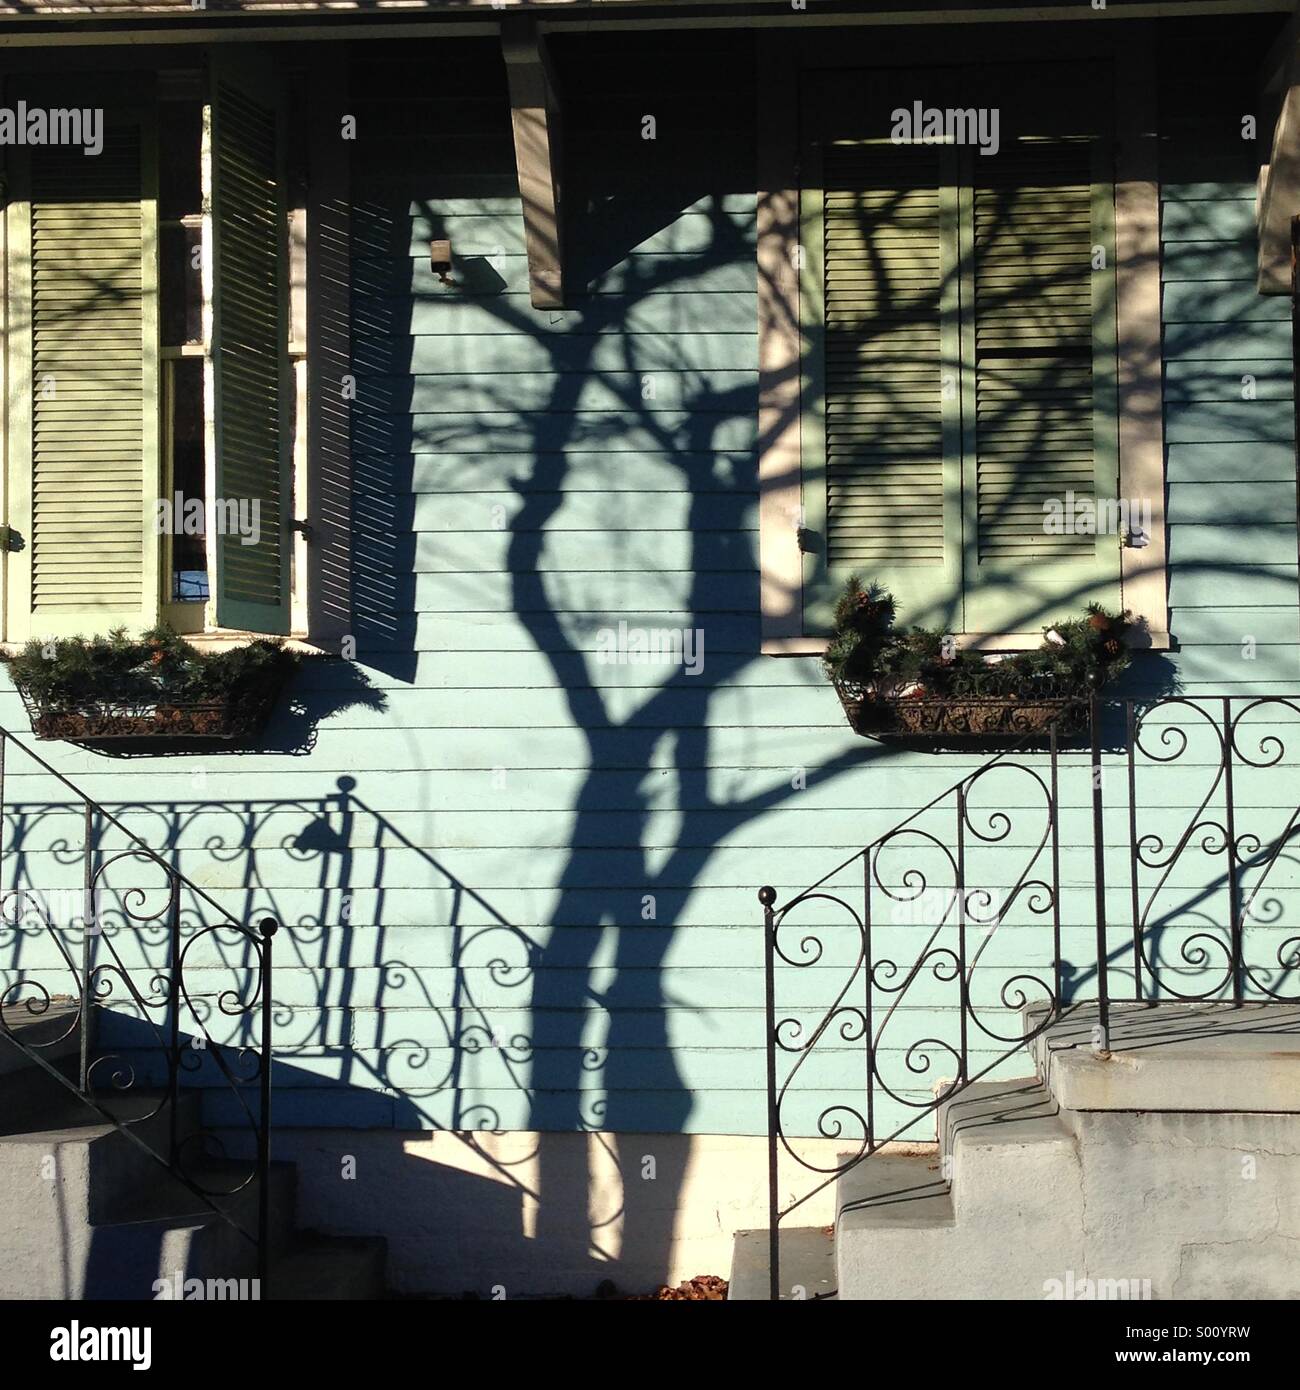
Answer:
[758,693,1300,1299]
[0,721,277,1293]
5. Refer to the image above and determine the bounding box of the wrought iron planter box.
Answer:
[16,689,281,742]
[835,683,1088,742]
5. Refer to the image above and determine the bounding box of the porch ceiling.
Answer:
[0,0,1289,28]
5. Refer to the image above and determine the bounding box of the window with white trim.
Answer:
[758,60,1169,654]
[1,58,301,645]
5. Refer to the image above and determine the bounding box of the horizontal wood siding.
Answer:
[1,23,1298,1149]
[1159,33,1300,687]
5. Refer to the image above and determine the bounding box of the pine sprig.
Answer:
[823,580,1133,700]
[4,626,299,709]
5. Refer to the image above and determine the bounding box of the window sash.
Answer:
[799,126,1122,636]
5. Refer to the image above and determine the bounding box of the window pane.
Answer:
[170,358,209,602]
[160,223,203,347]
[159,102,202,220]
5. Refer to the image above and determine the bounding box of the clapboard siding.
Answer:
[1157,49,1297,697]
[1,27,1298,1148]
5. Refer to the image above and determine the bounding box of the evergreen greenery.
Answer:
[822,577,1132,700]
[4,626,299,710]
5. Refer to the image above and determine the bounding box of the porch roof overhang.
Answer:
[0,0,1289,30]
[2,1,1290,312]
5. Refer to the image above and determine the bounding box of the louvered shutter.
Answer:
[801,137,963,632]
[7,106,160,636]
[961,136,1121,631]
[206,54,290,634]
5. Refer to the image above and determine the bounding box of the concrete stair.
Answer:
[728,1227,836,1301]
[0,1010,388,1300]
[731,1002,1300,1300]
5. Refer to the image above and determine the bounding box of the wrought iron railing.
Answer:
[1125,697,1300,1005]
[0,724,276,1290]
[759,694,1300,1300]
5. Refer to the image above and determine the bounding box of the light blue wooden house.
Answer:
[0,0,1299,1301]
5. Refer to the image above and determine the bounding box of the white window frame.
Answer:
[755,41,1171,656]
[0,79,311,650]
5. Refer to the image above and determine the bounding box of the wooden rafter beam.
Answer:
[502,15,564,309]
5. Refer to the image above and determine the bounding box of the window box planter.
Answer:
[4,629,298,746]
[834,679,1088,742]
[822,580,1130,748]
[14,688,283,742]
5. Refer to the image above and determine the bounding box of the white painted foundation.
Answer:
[266,1129,851,1297]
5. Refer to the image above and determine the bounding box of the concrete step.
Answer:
[0,1089,204,1221]
[269,1232,388,1300]
[73,1161,298,1301]
[838,1151,953,1224]
[834,1152,958,1298]
[940,1076,1062,1152]
[0,1052,80,1125]
[1,1017,386,1300]
[837,1104,1087,1299]
[1061,1102,1300,1298]
[1,1000,83,1068]
[0,1061,394,1300]
[0,1001,86,1123]
[76,1209,260,1301]
[102,1157,298,1253]
[728,1226,835,1302]
[0,1088,214,1297]
[0,1083,200,1129]
[742,1002,1300,1301]
[1026,1001,1300,1113]
[937,1077,1080,1220]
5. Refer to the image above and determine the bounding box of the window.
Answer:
[159,96,208,628]
[757,60,1169,653]
[2,59,296,644]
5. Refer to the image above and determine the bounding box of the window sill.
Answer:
[0,632,330,659]
[163,631,327,656]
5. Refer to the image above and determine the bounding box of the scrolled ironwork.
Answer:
[0,726,277,1289]
[762,694,1300,1299]
[1129,696,1300,1004]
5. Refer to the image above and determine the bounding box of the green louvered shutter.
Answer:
[801,137,963,633]
[9,109,160,636]
[207,54,290,634]
[961,136,1121,632]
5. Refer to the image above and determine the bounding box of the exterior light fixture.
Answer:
[429,239,453,285]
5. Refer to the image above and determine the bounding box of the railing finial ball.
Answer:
[758,886,777,908]
[259,916,279,938]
